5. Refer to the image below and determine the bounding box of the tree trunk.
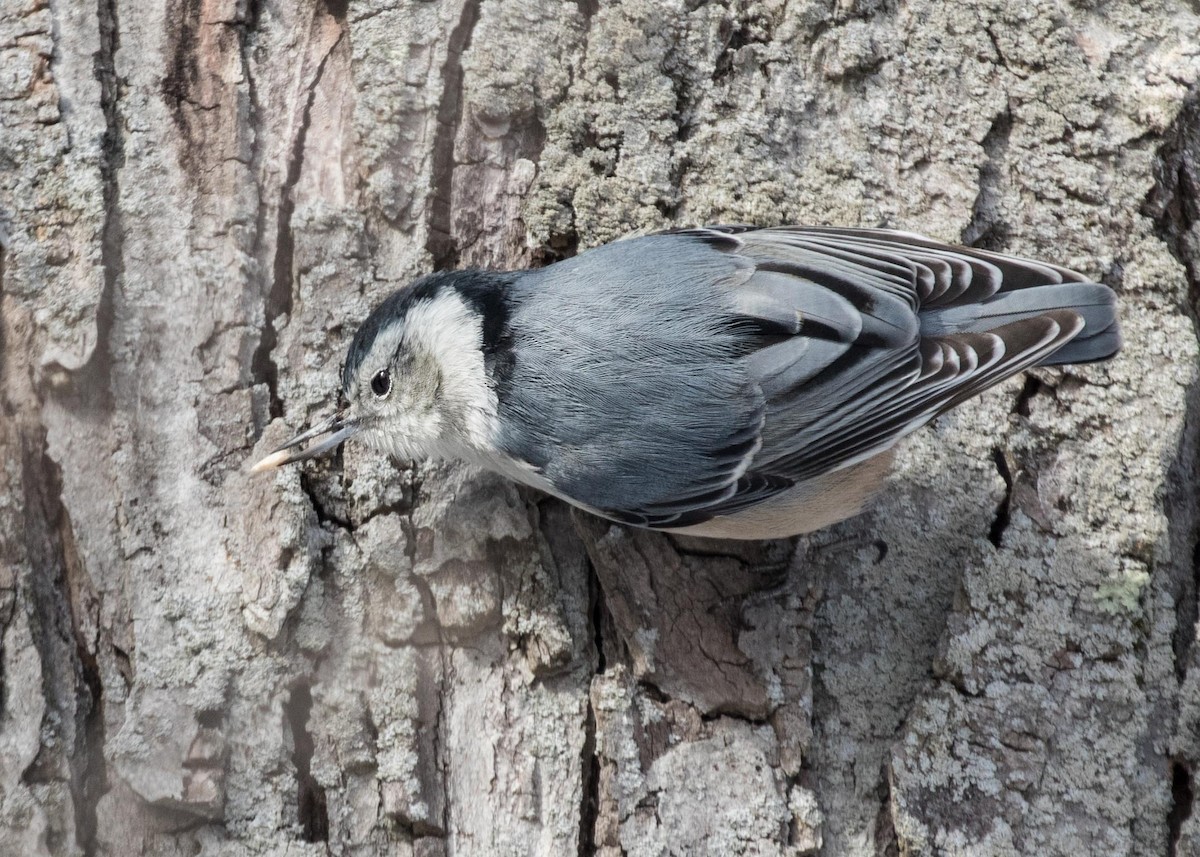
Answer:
[3,0,1200,854]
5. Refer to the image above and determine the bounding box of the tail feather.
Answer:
[921,282,1121,366]
[1038,322,1121,366]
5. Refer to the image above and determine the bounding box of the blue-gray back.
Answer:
[497,234,765,522]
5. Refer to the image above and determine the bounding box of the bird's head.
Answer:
[251,272,507,473]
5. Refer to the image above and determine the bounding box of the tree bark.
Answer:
[2,0,1200,854]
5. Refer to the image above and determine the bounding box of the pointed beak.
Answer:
[250,412,359,473]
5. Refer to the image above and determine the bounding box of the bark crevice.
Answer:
[1170,760,1196,857]
[963,107,1012,250]
[577,555,606,856]
[258,26,346,418]
[1142,86,1200,683]
[577,697,599,857]
[427,0,482,271]
[285,681,329,843]
[82,0,124,399]
[20,431,108,855]
[872,767,899,857]
[988,446,1013,548]
[61,513,106,857]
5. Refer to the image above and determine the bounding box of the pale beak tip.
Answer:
[250,450,291,473]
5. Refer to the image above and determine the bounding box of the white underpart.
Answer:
[403,293,500,451]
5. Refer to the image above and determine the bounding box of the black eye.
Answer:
[370,369,391,398]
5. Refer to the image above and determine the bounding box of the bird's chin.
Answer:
[366,431,433,465]
[356,409,464,465]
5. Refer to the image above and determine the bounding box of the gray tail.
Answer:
[921,282,1121,367]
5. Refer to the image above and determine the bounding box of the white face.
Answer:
[343,291,499,462]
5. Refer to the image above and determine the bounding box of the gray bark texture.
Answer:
[2,0,1200,854]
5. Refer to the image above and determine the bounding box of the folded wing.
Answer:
[611,226,1112,527]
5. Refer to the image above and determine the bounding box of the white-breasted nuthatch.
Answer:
[251,226,1120,539]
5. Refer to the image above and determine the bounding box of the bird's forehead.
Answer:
[341,289,416,392]
[341,286,481,397]
[361,323,407,367]
[342,273,470,391]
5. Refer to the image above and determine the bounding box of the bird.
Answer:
[251,226,1121,539]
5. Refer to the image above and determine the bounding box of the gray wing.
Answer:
[500,226,1107,529]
